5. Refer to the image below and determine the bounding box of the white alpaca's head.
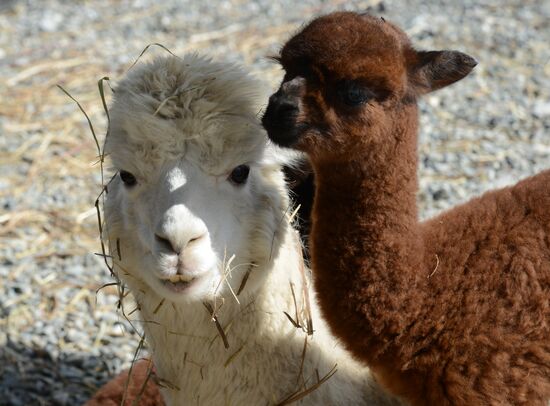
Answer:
[104,55,289,304]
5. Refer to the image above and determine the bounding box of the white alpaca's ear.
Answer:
[410,50,477,94]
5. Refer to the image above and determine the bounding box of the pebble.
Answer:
[533,101,550,118]
[39,10,64,32]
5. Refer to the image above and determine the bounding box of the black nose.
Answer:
[262,91,301,147]
[273,97,299,117]
[267,91,299,124]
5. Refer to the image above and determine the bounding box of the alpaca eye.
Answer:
[340,82,373,106]
[120,170,137,186]
[228,165,250,185]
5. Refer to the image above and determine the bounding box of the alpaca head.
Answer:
[104,55,288,304]
[262,12,477,161]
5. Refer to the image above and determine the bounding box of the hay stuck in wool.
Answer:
[63,43,398,406]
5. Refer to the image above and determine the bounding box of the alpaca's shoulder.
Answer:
[511,169,550,212]
[422,169,550,235]
[420,168,550,290]
[416,173,550,404]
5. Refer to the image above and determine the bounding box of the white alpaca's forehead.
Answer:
[105,54,267,175]
[107,112,264,175]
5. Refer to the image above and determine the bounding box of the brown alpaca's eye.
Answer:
[228,165,250,185]
[120,170,137,186]
[340,81,374,106]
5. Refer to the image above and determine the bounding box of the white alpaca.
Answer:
[103,54,400,405]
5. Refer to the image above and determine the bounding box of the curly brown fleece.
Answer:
[262,11,550,406]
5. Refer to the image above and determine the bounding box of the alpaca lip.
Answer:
[160,275,197,293]
[165,275,194,283]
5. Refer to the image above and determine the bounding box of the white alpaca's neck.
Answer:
[128,227,391,405]
[137,229,304,404]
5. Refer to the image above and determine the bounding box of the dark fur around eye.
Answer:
[339,81,374,106]
[228,165,250,185]
[120,170,137,186]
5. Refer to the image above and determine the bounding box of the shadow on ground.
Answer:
[0,339,113,406]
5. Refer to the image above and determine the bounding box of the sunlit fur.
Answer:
[99,55,400,405]
[86,360,162,406]
[264,11,550,406]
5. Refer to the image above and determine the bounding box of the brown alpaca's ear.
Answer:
[410,50,477,94]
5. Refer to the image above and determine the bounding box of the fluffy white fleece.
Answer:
[103,54,400,406]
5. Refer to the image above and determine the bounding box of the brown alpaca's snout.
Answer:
[262,76,306,147]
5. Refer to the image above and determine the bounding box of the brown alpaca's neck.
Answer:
[309,108,427,367]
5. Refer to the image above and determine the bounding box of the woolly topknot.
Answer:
[105,54,268,177]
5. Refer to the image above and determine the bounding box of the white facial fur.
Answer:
[103,55,288,304]
[114,159,254,303]
[99,55,398,406]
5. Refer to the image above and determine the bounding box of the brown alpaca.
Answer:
[85,359,163,406]
[262,11,550,406]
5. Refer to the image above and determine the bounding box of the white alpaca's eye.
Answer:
[228,165,250,186]
[120,170,137,187]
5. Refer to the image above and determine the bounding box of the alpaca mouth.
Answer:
[160,275,197,293]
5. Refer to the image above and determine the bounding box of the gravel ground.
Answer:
[0,0,549,404]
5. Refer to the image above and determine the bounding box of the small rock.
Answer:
[533,101,550,118]
[39,11,63,32]
[432,189,449,201]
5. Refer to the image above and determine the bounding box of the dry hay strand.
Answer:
[152,298,166,314]
[428,254,440,278]
[296,334,308,388]
[61,40,179,276]
[131,357,155,406]
[282,231,314,335]
[223,343,246,368]
[297,240,314,336]
[275,364,338,406]
[236,262,256,296]
[203,301,230,349]
[127,43,179,72]
[59,45,187,384]
[154,375,181,392]
[121,335,146,406]
[58,41,322,404]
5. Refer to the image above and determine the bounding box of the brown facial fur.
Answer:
[276,14,410,159]
[264,11,550,406]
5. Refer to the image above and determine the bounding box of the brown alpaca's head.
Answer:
[262,12,477,160]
